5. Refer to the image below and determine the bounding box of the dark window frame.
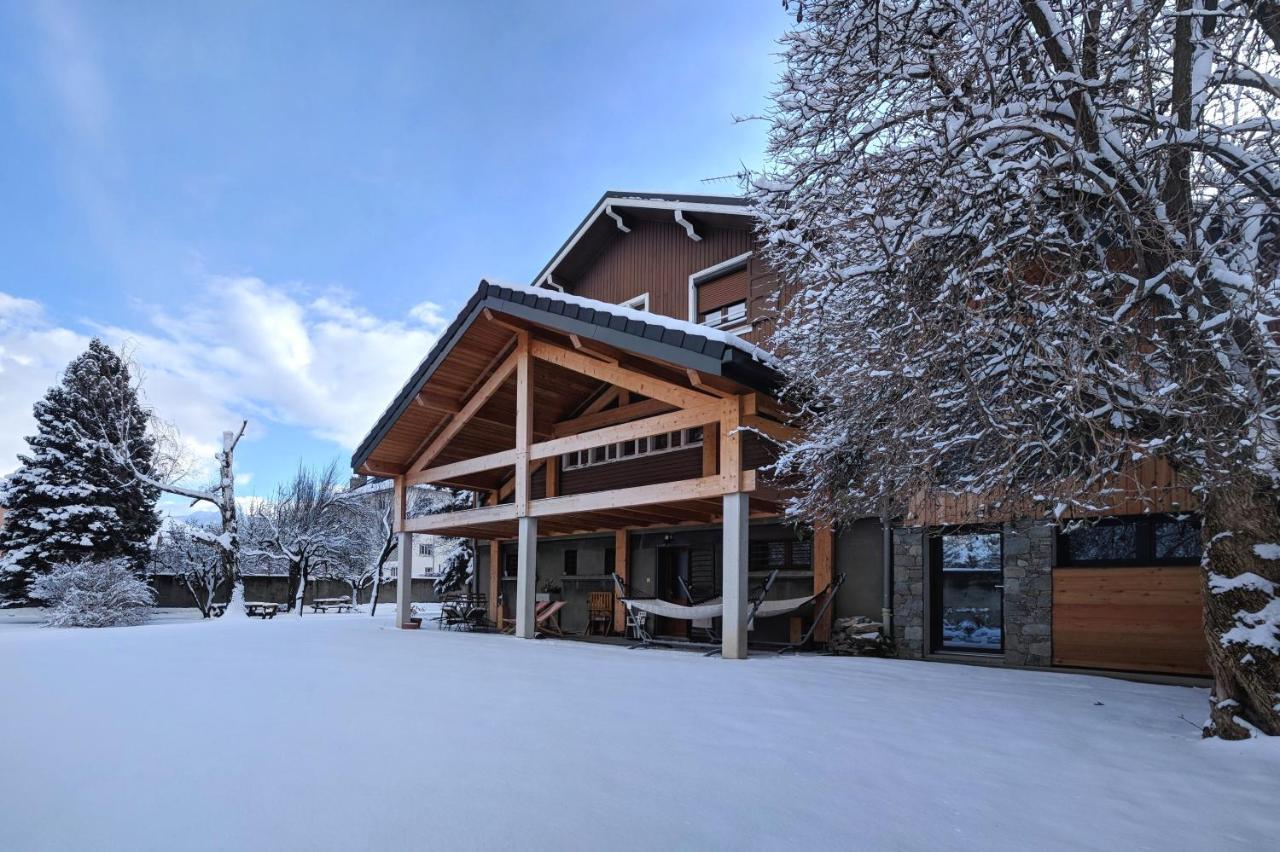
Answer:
[928,526,1005,655]
[1056,514,1201,567]
[563,549,578,576]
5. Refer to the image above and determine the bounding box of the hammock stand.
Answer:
[761,571,847,655]
[611,570,780,652]
[611,570,848,657]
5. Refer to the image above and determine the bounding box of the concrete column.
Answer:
[396,531,414,628]
[721,491,750,659]
[514,516,538,639]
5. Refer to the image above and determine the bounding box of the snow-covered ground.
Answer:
[0,610,1276,851]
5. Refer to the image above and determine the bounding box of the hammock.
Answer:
[619,592,818,624]
[612,570,848,655]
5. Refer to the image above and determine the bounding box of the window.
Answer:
[561,427,704,470]
[1057,515,1201,566]
[503,551,518,578]
[620,293,649,312]
[701,300,747,330]
[931,531,1003,652]
[563,549,577,576]
[417,543,433,558]
[748,538,813,572]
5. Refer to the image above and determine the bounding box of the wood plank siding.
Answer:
[907,457,1198,526]
[1052,566,1210,675]
[569,219,752,321]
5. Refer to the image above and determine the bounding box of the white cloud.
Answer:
[0,277,449,479]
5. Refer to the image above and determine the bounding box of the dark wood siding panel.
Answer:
[743,432,777,471]
[743,249,784,346]
[559,447,702,495]
[569,220,752,320]
[697,265,749,313]
[1052,566,1209,676]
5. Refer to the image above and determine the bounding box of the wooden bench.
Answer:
[208,603,227,618]
[244,602,279,619]
[311,597,353,614]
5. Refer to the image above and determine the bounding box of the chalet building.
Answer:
[352,191,1208,675]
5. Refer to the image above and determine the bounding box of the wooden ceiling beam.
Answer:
[407,349,520,474]
[529,338,716,411]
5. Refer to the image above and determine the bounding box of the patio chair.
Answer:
[500,600,552,635]
[586,591,613,636]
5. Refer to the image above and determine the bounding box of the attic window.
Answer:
[690,252,752,329]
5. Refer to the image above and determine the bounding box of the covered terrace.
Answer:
[352,279,830,658]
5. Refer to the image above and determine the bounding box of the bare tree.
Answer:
[342,480,472,615]
[152,522,223,618]
[243,463,347,615]
[757,1,1280,737]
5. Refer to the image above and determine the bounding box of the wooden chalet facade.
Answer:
[352,190,1209,675]
[351,193,836,659]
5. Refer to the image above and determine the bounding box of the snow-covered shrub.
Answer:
[29,558,156,627]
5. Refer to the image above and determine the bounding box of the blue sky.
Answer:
[0,0,784,511]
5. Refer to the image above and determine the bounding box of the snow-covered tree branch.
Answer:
[758,0,1280,737]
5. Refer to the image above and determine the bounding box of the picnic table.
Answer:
[311,597,353,614]
[208,603,227,618]
[244,602,279,619]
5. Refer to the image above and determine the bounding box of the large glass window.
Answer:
[1057,515,1201,566]
[931,531,1003,653]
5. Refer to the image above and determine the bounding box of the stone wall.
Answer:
[891,522,1053,667]
[1000,521,1054,667]
[891,527,925,658]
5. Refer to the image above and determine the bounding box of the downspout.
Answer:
[881,509,893,634]
[540,273,565,292]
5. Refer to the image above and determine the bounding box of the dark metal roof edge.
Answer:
[350,280,783,472]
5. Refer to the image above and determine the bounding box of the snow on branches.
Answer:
[757,2,1280,737]
[30,558,156,628]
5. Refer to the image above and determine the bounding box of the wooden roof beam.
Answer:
[407,348,520,474]
[529,338,716,411]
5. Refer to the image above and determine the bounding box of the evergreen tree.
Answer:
[0,339,160,601]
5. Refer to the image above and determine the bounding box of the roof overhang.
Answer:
[350,279,783,476]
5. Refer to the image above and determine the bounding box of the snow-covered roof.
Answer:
[489,280,777,367]
[351,277,783,474]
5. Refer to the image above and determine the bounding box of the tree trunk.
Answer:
[1201,480,1280,738]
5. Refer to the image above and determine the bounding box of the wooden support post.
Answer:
[489,539,501,626]
[514,517,538,639]
[813,523,836,644]
[545,456,559,498]
[613,528,629,633]
[396,530,414,628]
[702,420,719,476]
[514,334,532,516]
[392,475,406,533]
[721,491,750,659]
[719,396,743,491]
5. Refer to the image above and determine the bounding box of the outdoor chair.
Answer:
[586,591,613,636]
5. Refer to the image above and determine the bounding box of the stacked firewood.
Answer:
[828,616,889,656]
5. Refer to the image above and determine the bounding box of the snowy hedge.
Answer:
[29,558,156,628]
